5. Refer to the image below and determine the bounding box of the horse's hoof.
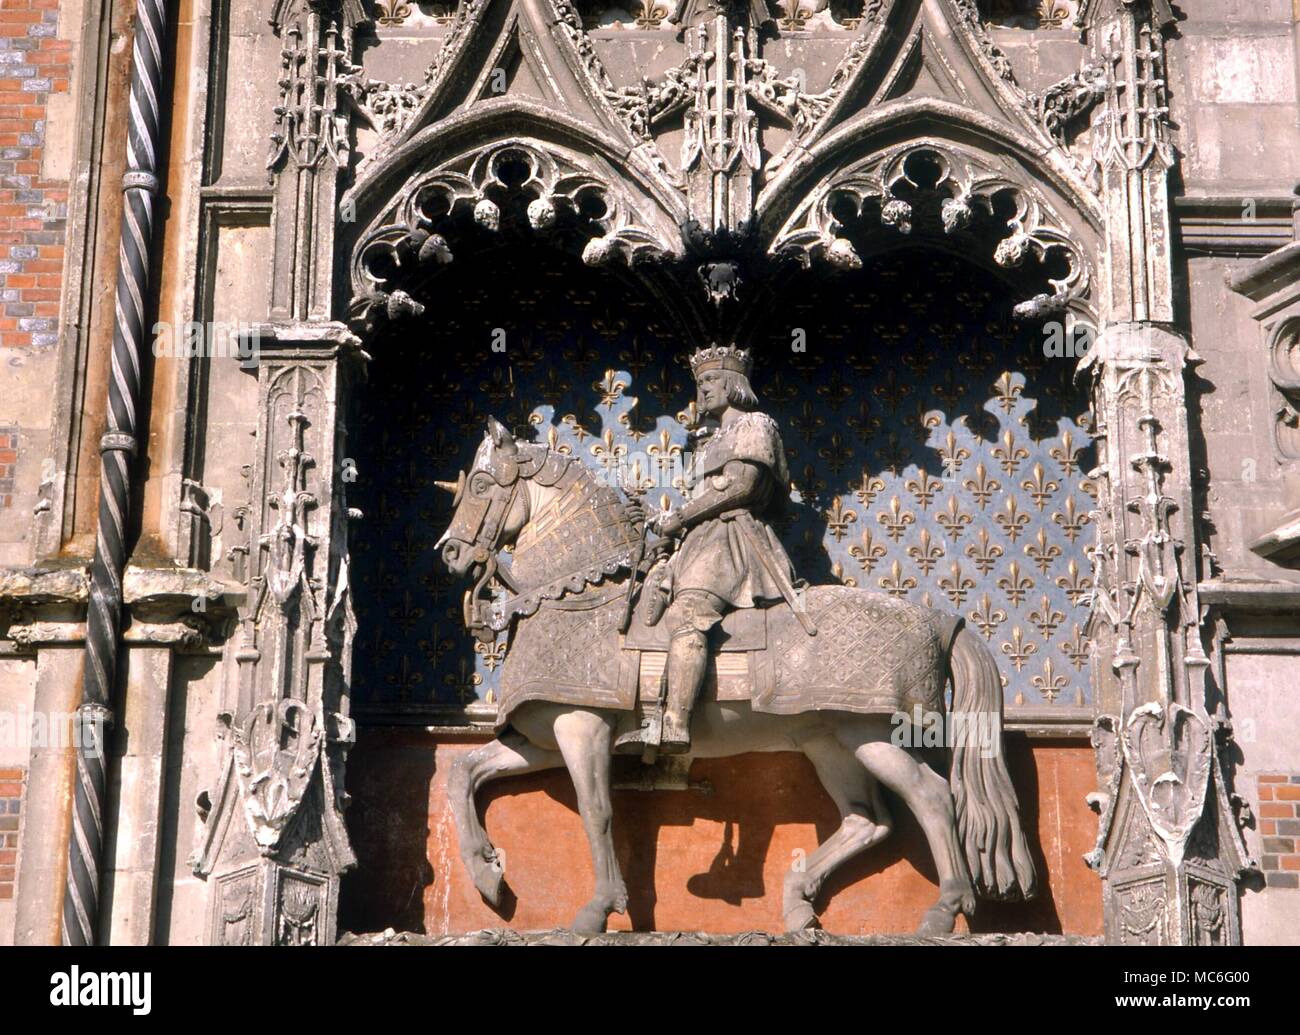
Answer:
[468,855,505,908]
[572,901,610,935]
[916,905,957,936]
[783,901,819,934]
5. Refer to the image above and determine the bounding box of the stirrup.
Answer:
[614,714,661,755]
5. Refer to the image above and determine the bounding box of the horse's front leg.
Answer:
[449,730,563,908]
[552,708,626,934]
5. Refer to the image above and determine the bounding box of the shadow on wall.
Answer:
[339,729,1100,937]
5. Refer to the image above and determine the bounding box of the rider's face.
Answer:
[697,370,727,417]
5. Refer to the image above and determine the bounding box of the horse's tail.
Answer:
[947,625,1038,901]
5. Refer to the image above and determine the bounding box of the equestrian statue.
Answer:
[435,345,1037,935]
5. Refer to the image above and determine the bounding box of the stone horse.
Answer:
[436,417,1037,934]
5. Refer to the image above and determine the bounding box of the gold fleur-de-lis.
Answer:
[1061,623,1091,671]
[965,527,1004,575]
[443,658,483,705]
[878,559,917,598]
[622,455,655,497]
[936,431,971,475]
[935,495,973,541]
[855,471,886,508]
[877,495,916,542]
[593,369,628,410]
[994,496,1030,543]
[932,368,968,409]
[872,367,913,413]
[619,337,653,380]
[389,591,425,634]
[1031,657,1069,702]
[818,431,855,475]
[1052,496,1091,543]
[1020,462,1060,510]
[475,636,508,672]
[992,371,1024,414]
[762,371,799,405]
[561,413,591,443]
[793,462,827,501]
[849,528,888,574]
[816,370,854,408]
[939,561,976,606]
[647,428,684,487]
[479,366,515,407]
[590,428,627,478]
[789,400,826,439]
[992,428,1030,475]
[1055,558,1093,605]
[847,400,882,442]
[962,462,1001,510]
[417,624,454,666]
[1028,595,1065,640]
[536,366,571,405]
[676,399,700,431]
[387,654,424,702]
[1050,430,1083,476]
[647,365,684,409]
[906,468,943,510]
[825,496,858,542]
[906,528,945,576]
[997,561,1034,605]
[831,561,858,588]
[1024,528,1062,574]
[543,424,573,455]
[876,432,910,475]
[1000,626,1038,672]
[968,593,1008,639]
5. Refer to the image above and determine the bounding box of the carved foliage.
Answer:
[772,143,1091,318]
[350,142,676,331]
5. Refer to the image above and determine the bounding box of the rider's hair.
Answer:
[717,370,759,411]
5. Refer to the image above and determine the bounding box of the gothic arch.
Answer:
[758,105,1103,325]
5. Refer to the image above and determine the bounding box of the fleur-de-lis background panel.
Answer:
[349,250,1094,716]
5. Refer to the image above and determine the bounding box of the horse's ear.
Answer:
[486,415,517,455]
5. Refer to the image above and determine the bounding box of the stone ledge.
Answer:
[340,928,1100,947]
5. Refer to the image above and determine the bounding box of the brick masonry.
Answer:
[0,425,16,508]
[0,767,23,900]
[0,0,71,354]
[1258,773,1300,889]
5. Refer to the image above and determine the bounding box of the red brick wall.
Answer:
[0,0,71,352]
[1259,773,1300,889]
[0,767,23,901]
[0,425,16,508]
[340,734,1104,937]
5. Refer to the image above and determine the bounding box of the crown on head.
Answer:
[689,344,752,379]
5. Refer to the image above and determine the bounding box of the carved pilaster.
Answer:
[192,324,362,945]
[267,0,369,322]
[1077,0,1254,944]
[675,0,769,234]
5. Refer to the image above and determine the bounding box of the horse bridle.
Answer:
[438,456,527,642]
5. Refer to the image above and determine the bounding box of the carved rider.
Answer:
[639,344,806,754]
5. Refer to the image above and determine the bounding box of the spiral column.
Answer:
[62,0,169,947]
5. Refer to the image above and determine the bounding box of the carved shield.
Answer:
[1120,702,1212,864]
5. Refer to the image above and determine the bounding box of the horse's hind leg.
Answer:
[843,724,977,935]
[784,733,893,933]
[552,709,627,934]
[449,730,563,908]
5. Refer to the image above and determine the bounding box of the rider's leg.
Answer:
[660,591,724,753]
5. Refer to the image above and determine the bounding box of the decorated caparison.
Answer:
[1,0,1298,953]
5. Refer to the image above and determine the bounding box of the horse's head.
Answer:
[436,416,531,581]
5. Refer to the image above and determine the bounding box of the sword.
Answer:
[618,518,649,634]
[733,511,817,636]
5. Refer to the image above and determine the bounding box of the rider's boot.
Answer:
[660,628,708,754]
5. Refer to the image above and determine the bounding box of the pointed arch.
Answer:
[758,99,1104,322]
